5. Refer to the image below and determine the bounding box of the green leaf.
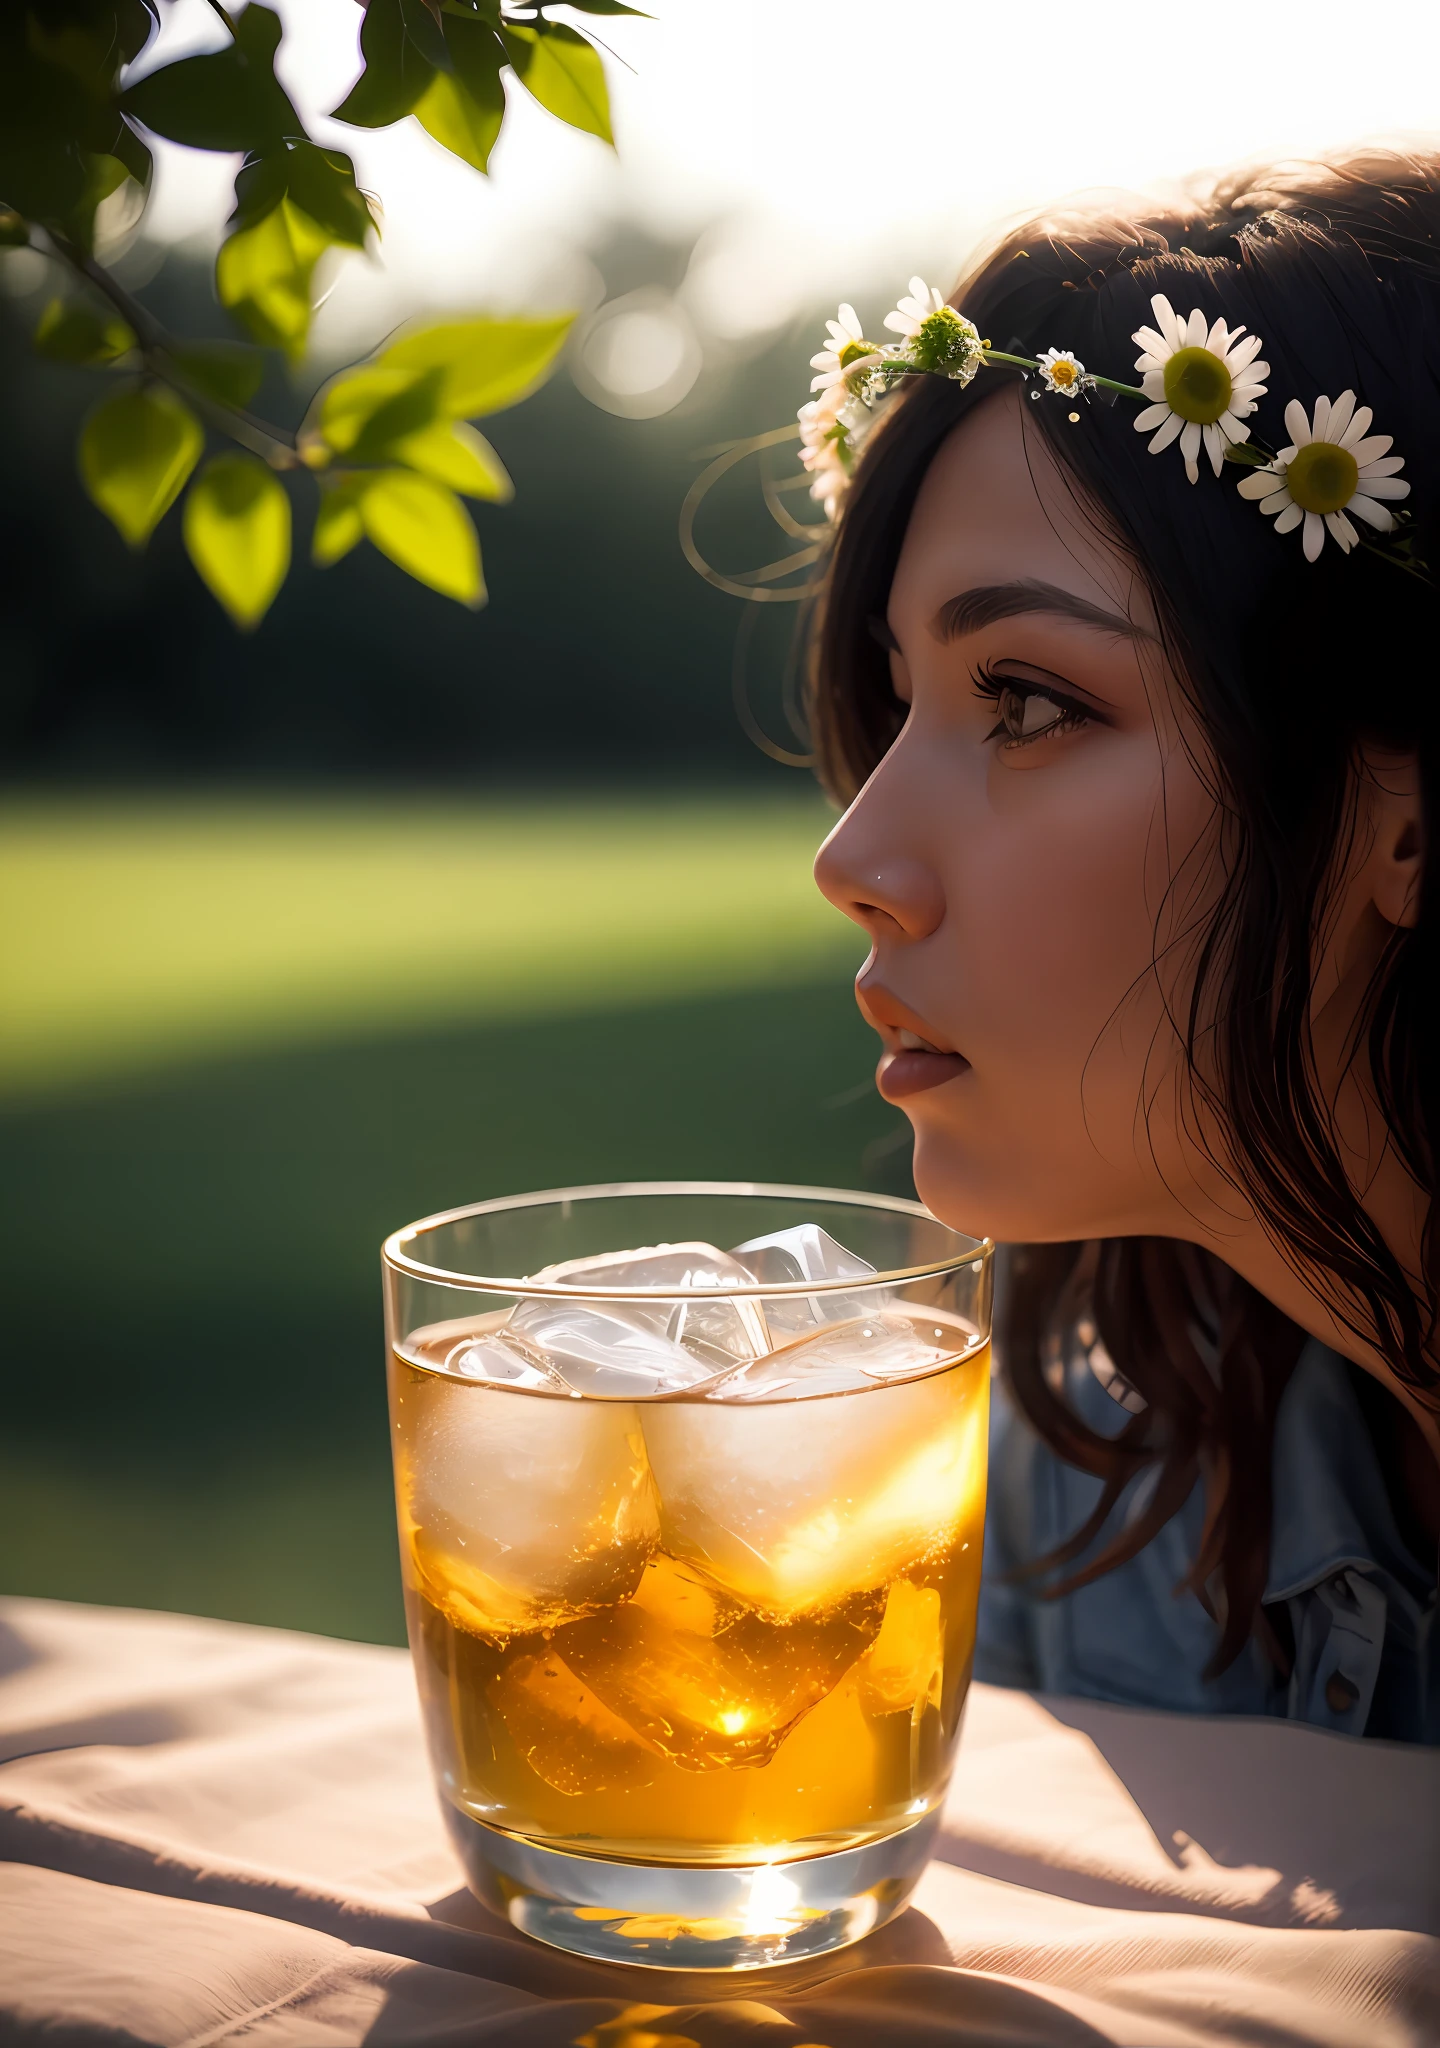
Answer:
[398,0,452,73]
[312,476,365,565]
[78,382,203,547]
[391,418,512,499]
[165,340,265,408]
[216,198,330,359]
[183,451,291,628]
[34,296,134,366]
[358,469,483,604]
[302,314,571,470]
[275,141,374,248]
[379,313,574,416]
[332,0,434,127]
[413,69,504,175]
[121,4,298,153]
[312,363,446,459]
[501,21,611,146]
[543,1,649,13]
[1222,440,1272,468]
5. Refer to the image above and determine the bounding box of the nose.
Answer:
[814,805,945,942]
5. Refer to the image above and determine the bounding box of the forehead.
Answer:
[889,385,1153,631]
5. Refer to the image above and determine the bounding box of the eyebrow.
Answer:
[929,579,1155,646]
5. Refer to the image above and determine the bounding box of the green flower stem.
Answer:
[1084,373,1149,401]
[1357,534,1431,582]
[48,233,301,471]
[978,349,1040,374]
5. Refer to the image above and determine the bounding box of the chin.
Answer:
[909,1126,1078,1246]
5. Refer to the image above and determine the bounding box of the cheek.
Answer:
[951,740,1170,1058]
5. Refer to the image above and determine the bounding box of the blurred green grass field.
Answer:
[0,794,911,1644]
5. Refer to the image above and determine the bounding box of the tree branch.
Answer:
[47,234,302,471]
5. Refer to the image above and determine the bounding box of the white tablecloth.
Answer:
[1,1595,1436,2046]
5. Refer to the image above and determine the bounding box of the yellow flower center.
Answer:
[1162,346,1233,425]
[838,338,876,369]
[1284,440,1360,515]
[1049,359,1078,389]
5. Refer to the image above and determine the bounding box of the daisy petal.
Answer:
[1346,496,1396,531]
[1203,421,1227,475]
[1141,371,1166,400]
[1339,406,1375,448]
[1218,412,1249,442]
[1180,418,1202,481]
[1274,501,1304,533]
[1284,399,1312,447]
[1325,510,1359,551]
[1346,435,1392,467]
[1151,296,1183,348]
[1324,391,1356,441]
[1357,454,1406,477]
[1237,470,1284,498]
[1303,510,1325,561]
[1226,333,1265,373]
[1134,402,1172,431]
[1356,477,1411,499]
[1133,327,1169,357]
[1183,307,1208,348]
[1147,411,1186,453]
[1206,316,1231,354]
[1134,354,1167,374]
[1312,395,1332,440]
[839,304,859,332]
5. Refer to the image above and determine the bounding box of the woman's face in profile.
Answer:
[815,385,1221,1245]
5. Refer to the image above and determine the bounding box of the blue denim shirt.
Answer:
[976,1337,1439,1742]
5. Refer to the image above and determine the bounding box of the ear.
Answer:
[1361,748,1424,931]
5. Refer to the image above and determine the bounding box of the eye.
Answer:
[973,666,1091,750]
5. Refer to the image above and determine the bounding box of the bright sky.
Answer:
[127,0,1440,359]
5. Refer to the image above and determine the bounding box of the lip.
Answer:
[858,977,972,1101]
[876,1046,971,1099]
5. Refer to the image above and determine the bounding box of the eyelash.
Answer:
[971,663,1092,749]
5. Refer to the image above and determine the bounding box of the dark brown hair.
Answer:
[809,151,1440,1671]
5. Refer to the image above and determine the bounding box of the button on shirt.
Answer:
[976,1337,1439,1743]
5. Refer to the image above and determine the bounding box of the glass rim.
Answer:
[381,1179,993,1299]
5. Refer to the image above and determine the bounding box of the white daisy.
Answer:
[1037,347,1088,397]
[1131,294,1269,483]
[809,303,879,395]
[1235,392,1410,561]
[798,385,853,519]
[883,276,947,340]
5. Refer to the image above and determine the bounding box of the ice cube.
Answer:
[527,1242,770,1374]
[730,1223,879,1337]
[702,1311,954,1400]
[505,1297,720,1397]
[551,1554,884,1771]
[856,1578,944,1716]
[641,1331,987,1616]
[529,1241,760,1292]
[488,1645,662,1796]
[401,1377,659,1639]
[731,1224,876,1288]
[444,1329,572,1393]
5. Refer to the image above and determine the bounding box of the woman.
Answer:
[807,152,1439,1740]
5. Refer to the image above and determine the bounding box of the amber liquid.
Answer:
[389,1313,988,1865]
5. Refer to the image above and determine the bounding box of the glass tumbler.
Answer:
[382,1182,992,1971]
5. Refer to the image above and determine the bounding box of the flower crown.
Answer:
[799,281,1425,576]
